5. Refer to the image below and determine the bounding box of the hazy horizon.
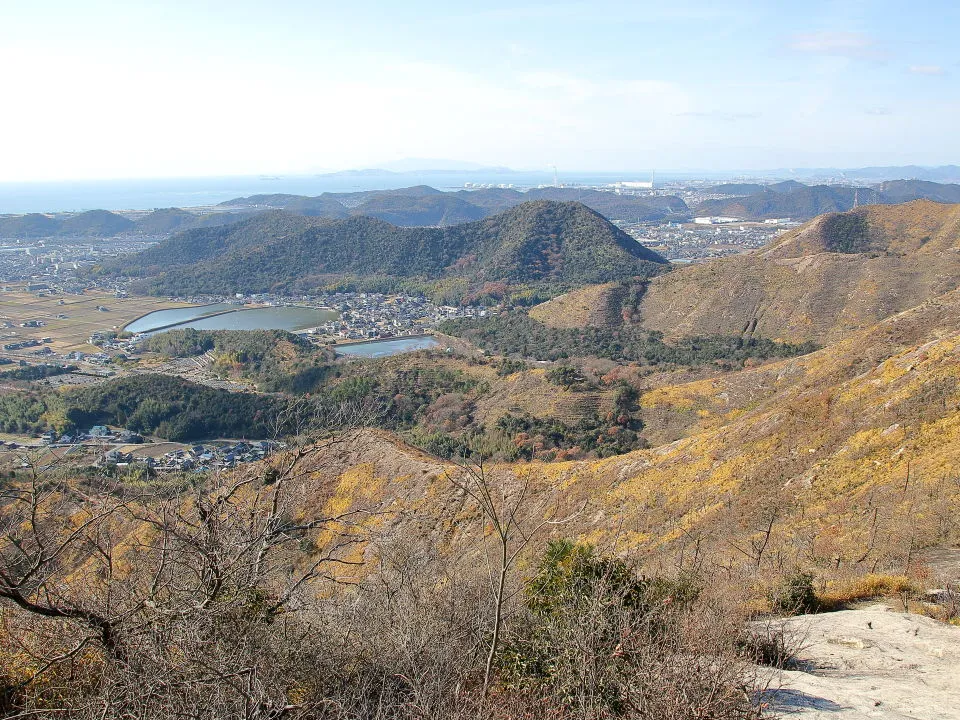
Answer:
[2,159,959,187]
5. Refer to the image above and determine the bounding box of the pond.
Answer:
[334,335,441,358]
[126,305,338,334]
[124,304,237,333]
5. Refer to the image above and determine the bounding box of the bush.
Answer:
[769,571,818,615]
[499,541,757,718]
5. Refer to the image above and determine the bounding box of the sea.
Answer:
[0,170,721,214]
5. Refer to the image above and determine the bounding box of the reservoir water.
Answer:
[126,305,338,334]
[128,306,437,357]
[335,336,441,358]
[124,304,238,333]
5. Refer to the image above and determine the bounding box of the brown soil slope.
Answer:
[637,200,960,344]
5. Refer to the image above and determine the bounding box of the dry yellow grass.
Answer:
[528,282,622,328]
[819,574,918,609]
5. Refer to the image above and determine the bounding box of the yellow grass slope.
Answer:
[528,282,627,328]
[637,200,960,344]
[299,286,960,574]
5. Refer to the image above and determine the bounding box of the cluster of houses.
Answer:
[307,292,490,341]
[101,440,283,472]
[38,425,282,473]
[3,338,43,351]
[50,425,144,446]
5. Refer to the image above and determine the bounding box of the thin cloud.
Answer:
[788,31,884,60]
[908,64,945,75]
[865,107,892,116]
[674,110,762,121]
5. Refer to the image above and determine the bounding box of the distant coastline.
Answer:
[0,170,706,214]
[3,166,958,215]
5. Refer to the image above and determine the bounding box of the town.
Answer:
[618,218,798,261]
[2,423,284,473]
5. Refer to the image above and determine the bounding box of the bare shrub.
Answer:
[497,540,765,720]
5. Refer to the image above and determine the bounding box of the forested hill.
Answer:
[110,201,668,301]
[0,207,252,239]
[0,209,134,238]
[695,184,865,220]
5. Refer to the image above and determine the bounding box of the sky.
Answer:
[1,0,958,181]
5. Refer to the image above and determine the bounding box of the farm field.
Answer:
[0,291,187,353]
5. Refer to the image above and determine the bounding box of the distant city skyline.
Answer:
[2,0,958,181]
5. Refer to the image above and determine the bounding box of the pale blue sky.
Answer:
[1,0,957,180]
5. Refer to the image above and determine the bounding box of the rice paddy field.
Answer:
[0,291,188,353]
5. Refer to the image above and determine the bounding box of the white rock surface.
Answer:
[764,605,960,719]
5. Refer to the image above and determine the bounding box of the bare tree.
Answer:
[0,471,134,660]
[446,451,580,698]
[0,399,383,717]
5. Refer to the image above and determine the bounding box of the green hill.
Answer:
[0,213,59,238]
[694,184,867,220]
[114,201,667,300]
[768,179,807,193]
[217,193,311,208]
[704,183,768,196]
[283,195,350,218]
[118,212,326,274]
[876,179,960,204]
[523,187,688,222]
[132,208,203,234]
[695,180,960,221]
[452,187,527,209]
[349,193,490,226]
[58,209,135,236]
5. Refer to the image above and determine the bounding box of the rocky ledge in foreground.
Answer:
[763,605,960,719]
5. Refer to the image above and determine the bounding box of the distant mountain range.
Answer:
[695,179,960,220]
[5,177,960,240]
[318,162,960,182]
[789,164,960,183]
[0,208,249,239]
[219,185,688,226]
[108,201,668,302]
[705,180,806,195]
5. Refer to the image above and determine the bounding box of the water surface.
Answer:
[125,304,237,332]
[335,336,441,358]
[128,305,337,334]
[176,306,337,332]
